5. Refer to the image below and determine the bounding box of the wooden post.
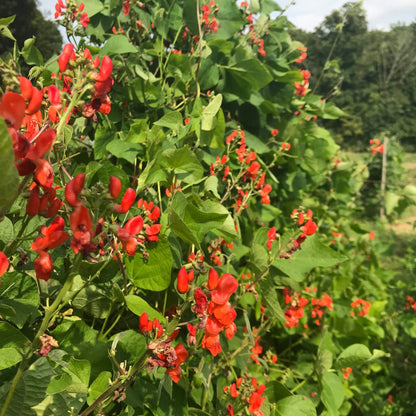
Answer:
[380,136,388,219]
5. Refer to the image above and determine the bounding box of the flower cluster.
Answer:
[405,295,416,311]
[283,287,308,328]
[224,376,266,416]
[57,44,113,119]
[294,69,310,97]
[201,1,218,34]
[295,45,307,64]
[369,138,384,155]
[189,269,238,356]
[139,314,188,383]
[350,298,371,316]
[55,0,89,29]
[341,367,353,380]
[311,293,333,325]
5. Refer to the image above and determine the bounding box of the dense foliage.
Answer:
[0,1,415,416]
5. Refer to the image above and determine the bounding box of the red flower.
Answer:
[114,188,136,214]
[208,267,219,290]
[122,0,130,15]
[65,173,85,207]
[31,216,68,253]
[69,205,96,254]
[145,224,161,242]
[248,383,265,415]
[165,343,188,383]
[109,176,121,199]
[177,266,190,294]
[58,43,75,73]
[117,216,144,256]
[210,273,238,305]
[34,251,53,281]
[0,252,9,277]
[79,11,89,28]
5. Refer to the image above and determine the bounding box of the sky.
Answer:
[37,0,415,32]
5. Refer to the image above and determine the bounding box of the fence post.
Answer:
[380,136,388,219]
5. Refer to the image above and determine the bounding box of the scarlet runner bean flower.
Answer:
[117,216,144,256]
[350,298,371,316]
[0,252,9,277]
[200,270,239,356]
[31,216,69,281]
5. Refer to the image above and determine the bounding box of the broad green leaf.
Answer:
[106,140,142,164]
[0,216,14,244]
[201,94,223,131]
[125,295,166,323]
[100,35,138,56]
[0,117,19,217]
[47,357,91,395]
[215,0,246,40]
[258,277,286,324]
[385,191,400,215]
[321,372,344,416]
[72,285,112,319]
[273,235,348,282]
[0,321,29,349]
[0,16,16,40]
[83,0,105,17]
[87,371,112,405]
[265,380,291,403]
[154,111,183,131]
[21,38,43,66]
[125,237,173,291]
[113,330,147,365]
[204,175,220,199]
[335,344,372,369]
[275,395,317,416]
[161,147,204,184]
[0,348,22,370]
[225,59,272,99]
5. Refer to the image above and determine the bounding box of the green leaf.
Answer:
[201,94,223,131]
[0,16,16,41]
[83,0,104,17]
[273,235,348,282]
[87,371,112,406]
[125,295,166,323]
[21,38,43,66]
[100,35,138,56]
[106,140,142,164]
[335,344,372,369]
[225,59,272,99]
[321,372,344,416]
[204,175,220,198]
[0,348,22,370]
[125,236,173,291]
[72,285,112,319]
[161,147,204,184]
[0,216,14,244]
[258,277,286,324]
[276,395,317,416]
[0,322,29,349]
[154,111,183,130]
[0,117,19,216]
[265,380,292,403]
[47,356,91,395]
[113,330,147,365]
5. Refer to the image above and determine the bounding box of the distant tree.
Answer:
[0,0,62,61]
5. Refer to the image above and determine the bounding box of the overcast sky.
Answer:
[38,0,415,32]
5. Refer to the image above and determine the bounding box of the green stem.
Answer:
[0,272,76,416]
